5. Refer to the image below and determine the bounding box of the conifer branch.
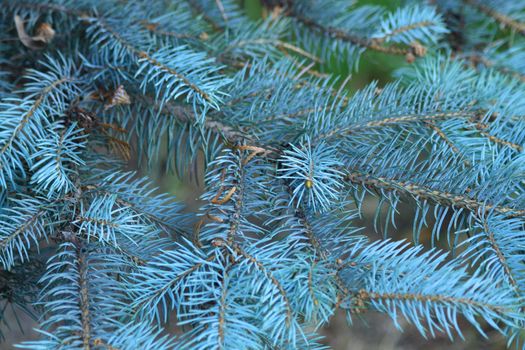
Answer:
[425,121,472,167]
[465,53,525,82]
[215,0,229,24]
[307,262,317,308]
[81,185,178,235]
[287,11,416,56]
[223,39,321,63]
[76,216,118,228]
[373,21,436,43]
[345,170,525,218]
[481,220,518,289]
[213,238,293,327]
[132,254,216,315]
[0,209,45,250]
[470,121,523,152]
[359,289,511,313]
[227,157,246,245]
[186,0,223,31]
[282,189,351,309]
[98,239,146,266]
[7,1,85,17]
[322,111,475,138]
[3,0,525,347]
[95,20,215,105]
[142,95,249,142]
[0,77,70,171]
[76,242,93,350]
[140,23,199,40]
[93,338,118,350]
[217,264,230,348]
[463,0,525,36]
[295,208,327,261]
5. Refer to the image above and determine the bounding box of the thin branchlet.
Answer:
[0,77,70,171]
[213,238,294,327]
[469,121,524,152]
[345,171,525,218]
[76,242,92,350]
[217,264,231,348]
[463,0,525,35]
[287,11,414,56]
[321,111,476,139]
[481,220,518,289]
[425,121,472,167]
[359,289,511,313]
[95,19,215,104]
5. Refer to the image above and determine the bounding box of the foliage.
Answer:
[0,0,524,349]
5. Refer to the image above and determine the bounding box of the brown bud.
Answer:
[212,239,224,247]
[142,21,159,31]
[405,52,416,64]
[410,41,427,57]
[35,22,55,43]
[270,6,284,19]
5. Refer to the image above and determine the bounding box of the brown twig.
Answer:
[288,12,422,57]
[360,289,510,312]
[213,238,294,326]
[463,0,525,36]
[76,242,92,350]
[345,170,525,218]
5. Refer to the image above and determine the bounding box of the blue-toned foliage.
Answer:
[279,138,344,213]
[372,4,448,45]
[31,122,87,197]
[0,0,524,349]
[341,239,524,339]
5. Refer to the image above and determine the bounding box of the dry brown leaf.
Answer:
[104,85,131,110]
[14,15,55,50]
